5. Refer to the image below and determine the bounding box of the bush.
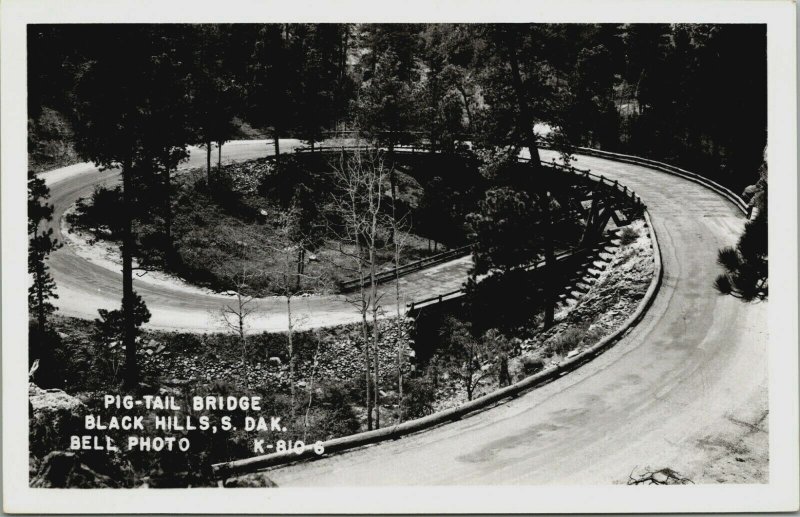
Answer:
[619,226,638,246]
[301,382,361,440]
[546,326,585,356]
[401,376,437,419]
[544,324,606,357]
[68,186,126,239]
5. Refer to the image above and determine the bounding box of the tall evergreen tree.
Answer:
[472,25,569,326]
[292,24,354,147]
[189,25,243,184]
[72,25,190,388]
[715,160,768,301]
[354,24,423,149]
[28,175,60,330]
[249,24,300,163]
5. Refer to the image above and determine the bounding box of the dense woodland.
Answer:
[29,23,766,191]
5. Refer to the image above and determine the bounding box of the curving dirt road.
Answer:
[43,143,767,484]
[43,140,472,332]
[261,149,768,485]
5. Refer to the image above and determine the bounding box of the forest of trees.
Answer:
[27,23,767,392]
[29,23,766,191]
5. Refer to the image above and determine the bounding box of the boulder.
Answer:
[29,383,84,415]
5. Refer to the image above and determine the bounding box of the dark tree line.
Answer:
[28,23,767,387]
[30,23,766,190]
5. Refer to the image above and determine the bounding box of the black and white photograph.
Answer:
[2,0,797,513]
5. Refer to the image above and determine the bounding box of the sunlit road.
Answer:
[42,140,471,332]
[42,143,767,484]
[263,149,767,485]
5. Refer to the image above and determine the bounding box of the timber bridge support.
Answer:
[291,144,644,312]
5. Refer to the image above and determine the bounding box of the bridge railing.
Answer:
[293,144,435,155]
[339,245,472,292]
[571,147,747,214]
[530,156,645,207]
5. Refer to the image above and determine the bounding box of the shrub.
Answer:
[544,323,607,357]
[302,383,361,440]
[401,376,437,419]
[68,186,126,239]
[619,226,638,246]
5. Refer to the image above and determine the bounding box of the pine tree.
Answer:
[72,25,189,388]
[189,25,243,184]
[714,163,768,301]
[28,175,60,330]
[292,24,353,147]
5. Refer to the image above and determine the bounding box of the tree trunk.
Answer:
[218,142,222,170]
[163,157,173,265]
[288,295,295,419]
[388,144,396,244]
[361,289,372,431]
[121,157,138,389]
[239,295,247,367]
[296,248,304,289]
[507,42,542,164]
[273,130,280,160]
[542,191,555,328]
[506,40,553,325]
[357,233,372,431]
[370,246,380,429]
[206,141,212,185]
[395,232,404,424]
[457,84,474,134]
[35,259,46,331]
